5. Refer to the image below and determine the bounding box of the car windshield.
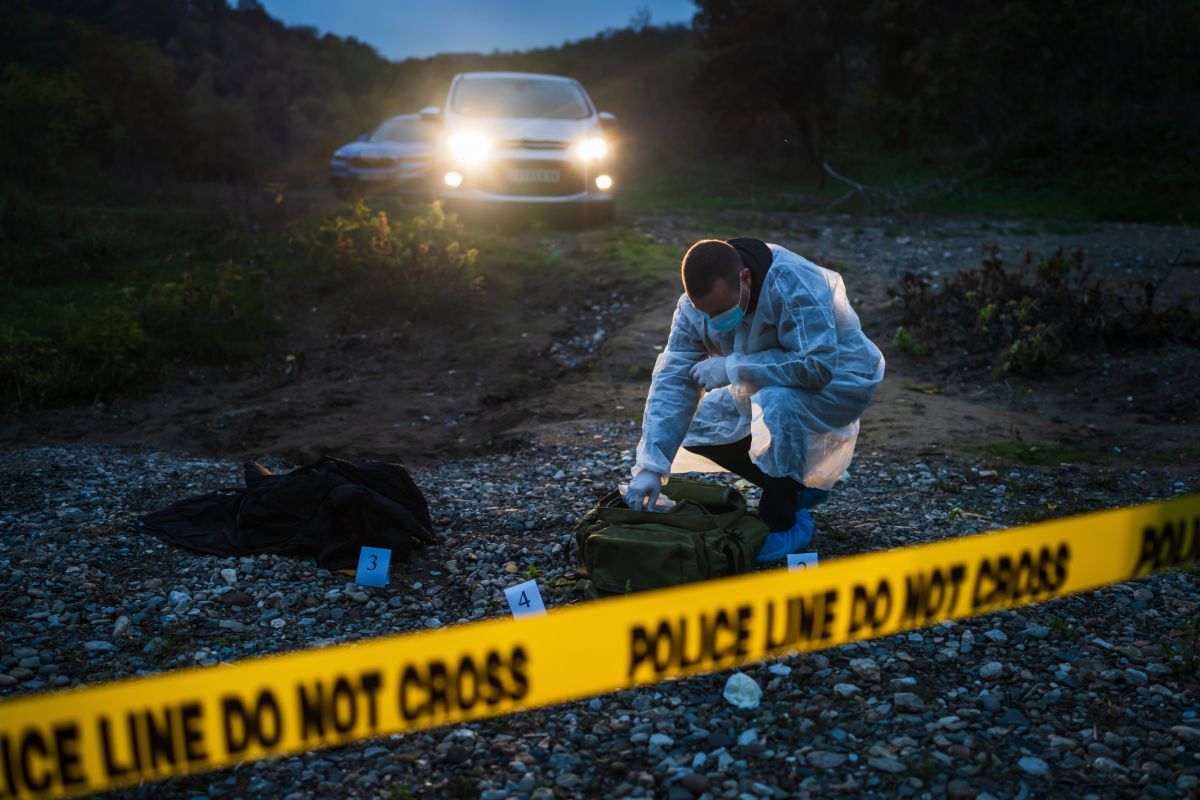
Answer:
[451,78,591,120]
[370,117,429,142]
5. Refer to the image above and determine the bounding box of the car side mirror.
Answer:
[419,106,442,123]
[599,111,616,128]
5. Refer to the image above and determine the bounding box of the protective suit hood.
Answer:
[725,237,772,313]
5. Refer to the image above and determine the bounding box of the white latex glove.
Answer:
[689,356,731,391]
[624,470,663,511]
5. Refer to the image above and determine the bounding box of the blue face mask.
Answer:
[707,280,748,332]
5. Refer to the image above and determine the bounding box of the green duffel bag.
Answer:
[570,478,772,598]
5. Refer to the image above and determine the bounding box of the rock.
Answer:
[807,751,847,770]
[849,658,880,682]
[649,733,675,748]
[893,692,925,713]
[220,568,238,585]
[220,591,253,607]
[84,641,115,653]
[947,779,977,798]
[868,756,906,773]
[983,629,1008,644]
[1092,757,1124,771]
[1124,668,1148,686]
[1018,756,1049,777]
[834,683,862,698]
[999,709,1028,727]
[767,664,792,677]
[979,661,1003,680]
[112,616,130,637]
[680,773,711,794]
[1170,725,1200,742]
[979,691,1001,712]
[737,729,759,746]
[707,732,734,748]
[723,673,762,709]
[555,772,581,789]
[0,675,17,687]
[167,590,190,607]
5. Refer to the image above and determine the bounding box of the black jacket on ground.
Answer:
[137,456,438,569]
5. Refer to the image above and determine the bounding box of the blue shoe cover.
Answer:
[755,509,815,563]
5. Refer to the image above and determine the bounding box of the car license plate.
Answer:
[507,168,560,183]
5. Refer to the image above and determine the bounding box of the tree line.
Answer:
[1,0,1196,193]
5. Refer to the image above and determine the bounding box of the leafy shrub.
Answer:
[0,191,139,286]
[0,304,148,406]
[139,260,271,359]
[0,260,270,408]
[299,200,482,318]
[890,246,1200,375]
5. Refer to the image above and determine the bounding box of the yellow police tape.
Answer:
[1,494,1198,799]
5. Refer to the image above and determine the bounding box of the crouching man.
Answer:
[624,238,885,561]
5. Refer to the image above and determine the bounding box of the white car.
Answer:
[421,72,616,221]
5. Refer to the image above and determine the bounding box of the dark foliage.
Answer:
[890,246,1200,376]
[690,0,1200,181]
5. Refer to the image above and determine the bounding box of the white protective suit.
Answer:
[634,243,885,490]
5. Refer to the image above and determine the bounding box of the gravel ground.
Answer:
[2,427,1199,800]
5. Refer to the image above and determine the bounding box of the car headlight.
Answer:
[449,132,490,166]
[577,137,607,161]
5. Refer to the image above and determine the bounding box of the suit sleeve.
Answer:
[725,269,838,390]
[634,296,707,478]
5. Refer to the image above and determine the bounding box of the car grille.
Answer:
[497,139,569,151]
[477,159,586,197]
[349,156,397,168]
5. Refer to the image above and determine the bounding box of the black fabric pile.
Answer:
[137,456,438,569]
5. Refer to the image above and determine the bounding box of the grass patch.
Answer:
[901,379,941,395]
[1138,447,1200,467]
[589,225,680,283]
[623,143,1199,223]
[954,429,1111,466]
[1,198,277,407]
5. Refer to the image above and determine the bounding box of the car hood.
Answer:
[446,117,596,143]
[333,141,429,159]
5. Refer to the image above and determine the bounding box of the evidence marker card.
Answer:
[355,546,392,587]
[505,579,547,617]
[787,552,819,571]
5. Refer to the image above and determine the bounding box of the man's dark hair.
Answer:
[681,239,741,298]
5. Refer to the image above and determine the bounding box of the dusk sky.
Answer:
[259,1,697,61]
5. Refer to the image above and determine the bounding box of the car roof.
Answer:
[454,72,577,83]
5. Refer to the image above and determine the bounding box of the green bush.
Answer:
[299,200,482,318]
[139,260,271,359]
[0,259,270,408]
[0,304,147,406]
